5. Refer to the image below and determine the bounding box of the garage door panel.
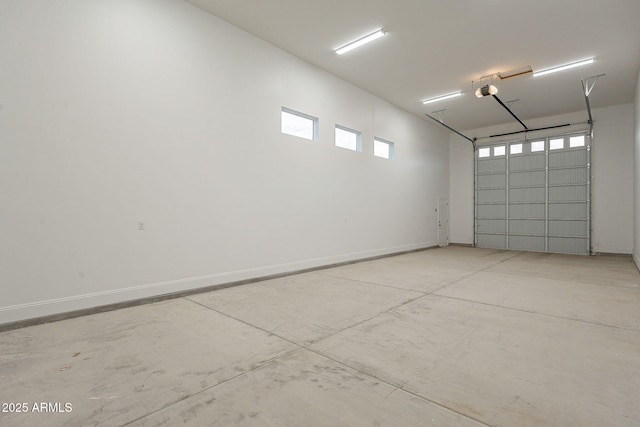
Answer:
[549,185,587,202]
[549,168,587,186]
[477,219,506,233]
[509,170,545,187]
[508,235,545,252]
[477,189,506,203]
[477,158,507,173]
[476,234,506,249]
[509,219,545,235]
[509,203,545,219]
[477,204,506,219]
[509,187,545,203]
[509,154,545,171]
[549,150,587,168]
[548,203,587,219]
[548,237,588,255]
[548,220,587,237]
[477,173,506,188]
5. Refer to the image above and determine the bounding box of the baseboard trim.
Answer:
[634,252,640,273]
[0,242,438,332]
[591,252,633,257]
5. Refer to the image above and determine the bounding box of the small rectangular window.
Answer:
[510,143,523,154]
[493,146,506,156]
[335,125,362,152]
[478,147,490,158]
[281,107,318,141]
[374,138,394,159]
[530,140,545,152]
[569,135,585,147]
[550,138,564,150]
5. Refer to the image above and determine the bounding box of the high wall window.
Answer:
[335,125,362,152]
[281,107,318,141]
[373,138,394,159]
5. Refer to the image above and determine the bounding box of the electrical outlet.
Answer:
[138,222,144,231]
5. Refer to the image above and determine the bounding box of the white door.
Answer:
[438,197,449,247]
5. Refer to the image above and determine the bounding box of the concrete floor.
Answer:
[1,246,639,426]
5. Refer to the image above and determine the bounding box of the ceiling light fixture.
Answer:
[421,91,462,104]
[533,58,594,77]
[475,84,498,98]
[335,29,386,55]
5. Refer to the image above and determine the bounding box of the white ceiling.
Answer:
[187,0,640,132]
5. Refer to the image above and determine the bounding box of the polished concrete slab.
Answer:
[0,299,296,426]
[1,247,639,426]
[187,272,423,346]
[133,349,484,427]
[435,270,640,330]
[485,251,639,287]
[311,296,640,427]
[321,258,479,292]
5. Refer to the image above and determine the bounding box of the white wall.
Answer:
[591,104,635,254]
[0,0,450,325]
[634,69,640,268]
[449,104,635,254]
[449,137,474,244]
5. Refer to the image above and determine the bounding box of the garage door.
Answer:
[475,133,591,255]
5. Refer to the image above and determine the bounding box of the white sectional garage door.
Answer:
[475,133,591,255]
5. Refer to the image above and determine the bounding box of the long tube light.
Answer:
[335,30,386,55]
[533,58,594,77]
[422,91,462,104]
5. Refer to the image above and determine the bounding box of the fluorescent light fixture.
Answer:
[533,58,594,77]
[335,30,386,55]
[421,91,462,104]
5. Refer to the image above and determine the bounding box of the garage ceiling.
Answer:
[187,0,640,132]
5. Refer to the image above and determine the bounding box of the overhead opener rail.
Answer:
[426,75,604,142]
[492,95,528,130]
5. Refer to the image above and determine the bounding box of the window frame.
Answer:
[478,147,491,158]
[549,138,564,150]
[281,107,319,141]
[530,140,545,152]
[569,135,585,148]
[510,143,523,155]
[334,124,362,152]
[373,137,395,160]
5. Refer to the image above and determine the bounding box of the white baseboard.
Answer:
[0,241,437,326]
